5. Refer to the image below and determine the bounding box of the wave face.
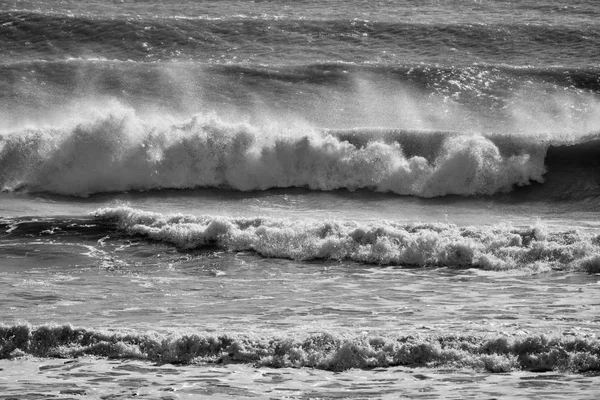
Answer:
[85,206,600,272]
[2,324,599,373]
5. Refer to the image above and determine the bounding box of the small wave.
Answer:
[1,323,599,373]
[91,206,600,272]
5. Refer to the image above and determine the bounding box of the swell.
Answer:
[2,11,599,65]
[1,323,599,373]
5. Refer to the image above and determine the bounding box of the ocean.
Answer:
[1,0,600,398]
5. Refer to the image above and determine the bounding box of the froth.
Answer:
[93,206,600,272]
[0,105,546,197]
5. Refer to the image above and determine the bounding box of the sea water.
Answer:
[1,1,600,398]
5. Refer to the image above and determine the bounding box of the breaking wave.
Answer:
[1,324,599,373]
[90,206,600,272]
[0,107,552,197]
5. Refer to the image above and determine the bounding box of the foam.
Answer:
[93,206,600,272]
[0,105,547,197]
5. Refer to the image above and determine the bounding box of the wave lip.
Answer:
[92,206,600,272]
[1,324,599,373]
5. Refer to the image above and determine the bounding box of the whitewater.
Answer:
[1,0,600,399]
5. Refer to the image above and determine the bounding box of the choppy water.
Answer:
[1,0,600,398]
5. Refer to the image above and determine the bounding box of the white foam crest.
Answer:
[93,206,600,272]
[0,104,547,197]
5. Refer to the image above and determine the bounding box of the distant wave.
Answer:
[0,108,552,197]
[87,206,600,272]
[1,323,599,372]
[2,10,599,66]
